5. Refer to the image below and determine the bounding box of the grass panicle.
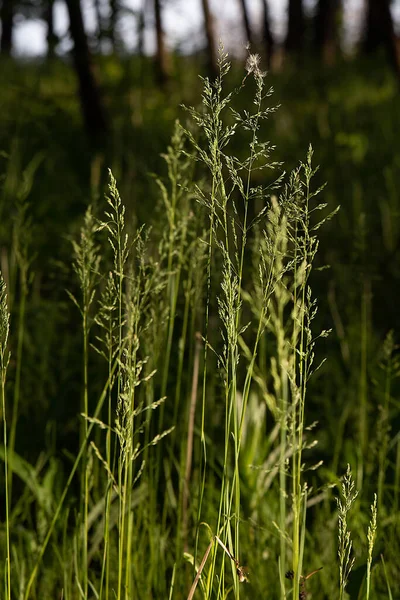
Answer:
[337,464,358,600]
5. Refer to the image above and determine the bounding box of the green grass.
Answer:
[1,50,400,599]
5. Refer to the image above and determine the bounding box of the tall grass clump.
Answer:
[68,205,100,598]
[4,49,397,600]
[179,47,339,600]
[180,49,282,598]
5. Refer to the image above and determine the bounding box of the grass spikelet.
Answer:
[336,464,358,600]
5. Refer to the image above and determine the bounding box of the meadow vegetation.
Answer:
[0,50,399,599]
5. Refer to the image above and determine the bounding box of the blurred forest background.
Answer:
[1,0,400,599]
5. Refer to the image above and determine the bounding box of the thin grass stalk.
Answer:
[24,355,121,600]
[358,278,370,486]
[93,267,119,600]
[7,262,27,505]
[148,131,192,585]
[279,372,288,596]
[176,245,205,578]
[175,284,194,566]
[191,68,226,594]
[96,275,117,600]
[180,52,238,591]
[117,362,130,600]
[273,234,290,599]
[123,284,141,599]
[377,333,394,508]
[104,334,114,600]
[157,123,191,459]
[105,171,128,451]
[366,494,377,600]
[223,58,280,596]
[291,156,315,600]
[239,200,288,593]
[8,192,34,509]
[0,275,11,600]
[395,438,400,513]
[182,332,202,551]
[69,206,100,598]
[187,537,214,600]
[160,142,180,402]
[98,488,112,600]
[161,233,191,548]
[199,188,215,599]
[168,564,176,600]
[288,171,301,599]
[99,173,129,600]
[299,485,307,585]
[203,52,246,597]
[337,465,358,600]
[229,78,262,591]
[380,554,393,600]
[82,295,90,598]
[173,264,192,427]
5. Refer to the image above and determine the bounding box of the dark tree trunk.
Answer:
[137,3,145,57]
[65,0,108,142]
[45,0,58,57]
[154,0,170,84]
[314,0,341,65]
[0,0,14,55]
[201,0,218,78]
[109,0,118,50]
[364,0,400,78]
[238,0,253,47]
[93,0,105,52]
[285,0,305,56]
[262,0,274,69]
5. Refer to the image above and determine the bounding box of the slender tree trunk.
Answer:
[154,0,170,84]
[238,0,253,47]
[364,0,400,79]
[262,0,274,69]
[0,0,14,55]
[285,0,304,57]
[137,1,145,57]
[109,0,118,51]
[93,0,105,52]
[314,0,341,65]
[201,0,218,78]
[45,0,58,58]
[65,0,108,142]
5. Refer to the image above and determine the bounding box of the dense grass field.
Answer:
[0,50,400,599]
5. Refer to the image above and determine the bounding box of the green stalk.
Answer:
[117,437,127,600]
[378,338,392,508]
[82,300,89,599]
[7,263,27,505]
[358,278,370,486]
[230,70,265,592]
[124,304,140,599]
[278,327,288,599]
[292,159,312,600]
[0,276,11,600]
[24,356,120,600]
[102,310,115,600]
[395,438,400,513]
[181,332,202,554]
[173,265,192,427]
[199,174,215,599]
